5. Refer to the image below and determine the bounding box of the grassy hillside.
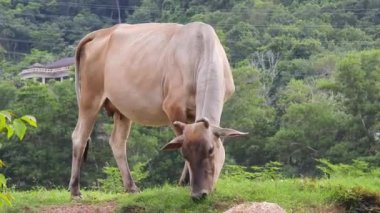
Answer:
[2,176,379,212]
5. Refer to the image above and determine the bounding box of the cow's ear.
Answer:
[161,135,184,151]
[212,127,248,138]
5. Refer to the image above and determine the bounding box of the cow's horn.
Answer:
[196,117,209,128]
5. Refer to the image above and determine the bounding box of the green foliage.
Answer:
[0,81,17,109]
[330,187,380,213]
[0,110,36,207]
[97,166,123,193]
[222,63,276,166]
[1,49,55,75]
[131,162,148,184]
[2,176,380,212]
[334,50,380,158]
[222,164,255,180]
[139,151,183,188]
[317,159,380,178]
[277,79,313,113]
[223,161,283,180]
[0,111,37,140]
[269,98,351,175]
[98,163,148,193]
[0,171,13,207]
[1,0,380,190]
[226,22,259,62]
[250,161,284,180]
[128,0,162,23]
[0,189,118,212]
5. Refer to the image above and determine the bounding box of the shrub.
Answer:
[97,166,123,193]
[331,187,380,213]
[222,161,284,180]
[98,163,148,193]
[317,159,380,178]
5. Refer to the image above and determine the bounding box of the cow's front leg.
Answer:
[162,95,192,186]
[179,162,190,185]
[109,112,139,193]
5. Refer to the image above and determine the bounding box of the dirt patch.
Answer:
[296,205,346,213]
[38,202,116,213]
[224,202,286,213]
[224,203,345,213]
[119,205,145,213]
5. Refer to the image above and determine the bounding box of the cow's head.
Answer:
[162,118,247,200]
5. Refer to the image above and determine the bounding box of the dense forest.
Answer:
[0,0,379,190]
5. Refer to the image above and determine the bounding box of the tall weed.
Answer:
[97,166,123,193]
[98,162,148,193]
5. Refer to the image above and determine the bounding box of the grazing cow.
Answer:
[69,22,247,200]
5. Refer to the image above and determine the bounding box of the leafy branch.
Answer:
[0,110,37,207]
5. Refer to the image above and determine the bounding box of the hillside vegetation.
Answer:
[0,0,379,210]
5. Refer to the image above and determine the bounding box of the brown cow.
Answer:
[69,22,247,200]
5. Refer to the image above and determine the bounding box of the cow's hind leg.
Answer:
[69,107,99,198]
[109,112,139,193]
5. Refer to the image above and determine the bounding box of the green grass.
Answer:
[0,188,120,212]
[1,177,379,212]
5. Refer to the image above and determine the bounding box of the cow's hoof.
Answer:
[179,179,189,186]
[126,186,140,194]
[71,194,82,201]
[70,189,82,200]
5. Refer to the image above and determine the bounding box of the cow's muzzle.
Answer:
[191,191,208,201]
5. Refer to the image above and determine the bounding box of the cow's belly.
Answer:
[121,104,169,127]
[105,86,170,126]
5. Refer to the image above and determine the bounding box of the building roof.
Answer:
[45,57,75,69]
[29,63,45,68]
[20,57,75,79]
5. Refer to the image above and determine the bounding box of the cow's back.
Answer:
[104,23,185,125]
[77,22,233,126]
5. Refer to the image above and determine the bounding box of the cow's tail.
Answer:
[74,31,97,162]
[75,31,98,106]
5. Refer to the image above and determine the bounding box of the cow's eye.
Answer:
[208,147,214,155]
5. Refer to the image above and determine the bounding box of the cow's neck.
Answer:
[195,63,224,127]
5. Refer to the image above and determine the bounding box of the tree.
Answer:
[128,0,161,23]
[334,50,380,159]
[1,0,380,184]
[269,100,350,176]
[0,81,17,109]
[222,62,276,166]
[268,76,354,175]
[226,22,259,63]
[276,79,313,114]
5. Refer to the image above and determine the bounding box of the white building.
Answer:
[19,57,74,83]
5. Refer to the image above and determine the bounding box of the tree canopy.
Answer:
[0,0,379,189]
